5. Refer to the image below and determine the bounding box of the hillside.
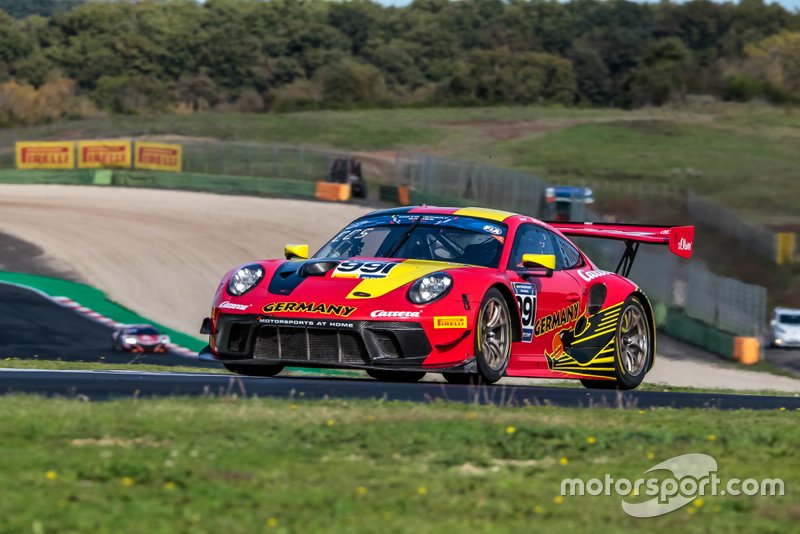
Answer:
[2,103,799,226]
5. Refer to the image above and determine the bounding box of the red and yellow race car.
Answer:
[200,206,693,389]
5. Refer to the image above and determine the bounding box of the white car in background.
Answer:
[770,307,800,348]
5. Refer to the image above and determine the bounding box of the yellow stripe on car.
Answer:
[454,207,516,223]
[345,260,465,299]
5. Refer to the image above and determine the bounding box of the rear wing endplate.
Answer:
[548,221,694,277]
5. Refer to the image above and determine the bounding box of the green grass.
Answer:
[0,359,226,375]
[2,358,798,396]
[0,106,628,151]
[0,359,363,378]
[0,395,796,533]
[3,103,800,223]
[480,120,800,221]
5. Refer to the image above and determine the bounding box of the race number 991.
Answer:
[334,261,397,278]
[512,282,536,343]
[517,294,534,326]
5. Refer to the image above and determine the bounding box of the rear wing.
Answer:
[547,221,694,277]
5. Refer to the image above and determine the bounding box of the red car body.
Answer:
[202,206,693,388]
[112,325,169,354]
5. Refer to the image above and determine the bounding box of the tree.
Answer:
[444,47,576,105]
[629,38,694,106]
[0,0,83,19]
[742,31,800,103]
[313,58,386,105]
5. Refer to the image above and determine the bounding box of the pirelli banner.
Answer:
[16,141,76,170]
[78,140,132,169]
[135,142,182,172]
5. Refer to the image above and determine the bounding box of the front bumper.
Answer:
[773,338,800,348]
[122,343,167,354]
[211,314,441,369]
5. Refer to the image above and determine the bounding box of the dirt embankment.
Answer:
[0,185,370,336]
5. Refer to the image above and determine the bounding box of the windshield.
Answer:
[315,214,507,268]
[126,327,159,335]
[778,314,800,326]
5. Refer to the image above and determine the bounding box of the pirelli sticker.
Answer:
[262,301,357,317]
[78,140,132,168]
[15,141,75,170]
[434,316,467,329]
[135,142,182,172]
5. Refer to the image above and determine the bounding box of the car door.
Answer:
[504,224,582,375]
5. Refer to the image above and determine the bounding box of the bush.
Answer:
[0,77,96,126]
[313,59,387,105]
[724,75,763,102]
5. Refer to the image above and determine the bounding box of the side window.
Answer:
[507,224,557,269]
[555,235,583,270]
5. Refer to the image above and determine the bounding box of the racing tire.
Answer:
[365,369,425,382]
[473,288,513,384]
[580,295,652,391]
[223,363,284,377]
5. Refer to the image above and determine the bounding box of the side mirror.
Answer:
[521,253,556,270]
[519,253,556,277]
[284,244,309,260]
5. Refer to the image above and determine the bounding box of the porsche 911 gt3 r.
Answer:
[112,324,170,353]
[200,206,694,390]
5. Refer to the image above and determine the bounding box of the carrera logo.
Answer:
[434,316,467,329]
[677,237,692,251]
[577,269,612,282]
[218,301,250,311]
[370,310,421,319]
[263,301,357,317]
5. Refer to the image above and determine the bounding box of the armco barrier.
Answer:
[0,169,317,199]
[661,307,736,360]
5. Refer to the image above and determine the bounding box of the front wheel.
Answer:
[223,363,283,377]
[365,369,425,382]
[582,296,652,390]
[473,288,513,384]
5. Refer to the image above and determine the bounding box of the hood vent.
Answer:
[300,259,339,277]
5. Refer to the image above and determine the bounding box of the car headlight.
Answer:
[123,337,138,344]
[228,264,264,296]
[159,335,170,344]
[408,272,453,304]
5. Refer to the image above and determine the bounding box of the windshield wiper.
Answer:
[386,216,423,258]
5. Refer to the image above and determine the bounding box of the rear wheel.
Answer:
[581,296,652,390]
[223,363,283,377]
[365,369,425,382]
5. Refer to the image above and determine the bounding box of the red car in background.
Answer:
[201,206,693,390]
[112,325,170,353]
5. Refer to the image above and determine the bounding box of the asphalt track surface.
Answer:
[764,347,800,373]
[2,281,799,409]
[2,369,799,409]
[0,283,214,367]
